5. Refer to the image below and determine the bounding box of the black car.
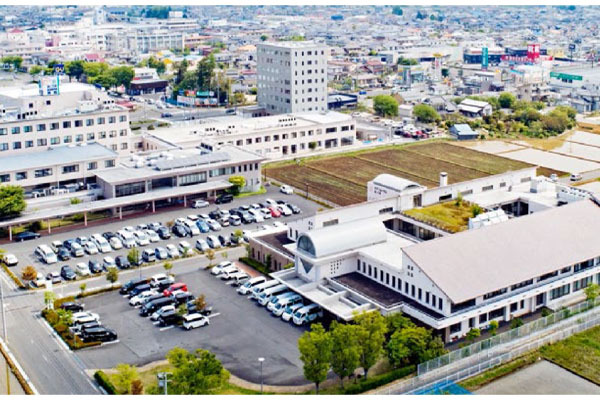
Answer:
[172,292,194,305]
[229,208,243,217]
[119,278,148,295]
[140,297,174,317]
[102,232,116,241]
[157,226,171,240]
[57,248,71,261]
[276,200,286,205]
[142,293,164,306]
[186,300,213,316]
[88,260,104,274]
[14,231,40,242]
[218,234,231,247]
[239,205,251,211]
[63,239,76,251]
[208,210,220,220]
[287,203,301,214]
[128,284,152,299]
[80,327,117,343]
[60,302,84,312]
[115,255,131,269]
[60,265,76,281]
[215,194,233,204]
[158,310,181,327]
[172,225,188,238]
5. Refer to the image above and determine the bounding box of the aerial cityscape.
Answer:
[0,3,598,396]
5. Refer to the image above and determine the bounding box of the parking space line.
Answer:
[207,312,221,320]
[159,325,175,332]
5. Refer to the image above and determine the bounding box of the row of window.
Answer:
[357,260,443,312]
[0,160,115,183]
[0,131,128,151]
[0,115,127,135]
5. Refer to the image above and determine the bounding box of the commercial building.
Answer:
[0,81,131,155]
[257,41,328,114]
[143,111,356,159]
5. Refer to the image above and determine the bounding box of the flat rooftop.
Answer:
[253,230,295,259]
[260,40,323,48]
[0,143,117,172]
[0,82,95,99]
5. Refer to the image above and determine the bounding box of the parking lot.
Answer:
[1,187,318,283]
[75,260,310,386]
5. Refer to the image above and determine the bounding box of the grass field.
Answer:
[539,325,600,385]
[403,200,475,233]
[265,141,551,206]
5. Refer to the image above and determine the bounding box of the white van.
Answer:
[237,276,267,295]
[292,304,323,326]
[91,235,112,253]
[229,272,250,286]
[117,230,136,248]
[250,279,280,299]
[206,235,221,249]
[219,266,240,280]
[182,313,210,330]
[267,291,296,313]
[183,220,200,236]
[35,244,57,264]
[258,284,289,306]
[282,303,304,322]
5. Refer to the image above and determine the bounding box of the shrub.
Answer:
[239,257,270,276]
[342,365,415,394]
[94,370,117,394]
[54,295,76,309]
[21,265,38,281]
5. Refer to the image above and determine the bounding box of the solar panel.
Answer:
[154,152,231,171]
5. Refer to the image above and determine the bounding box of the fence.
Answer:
[373,299,600,395]
[417,297,600,376]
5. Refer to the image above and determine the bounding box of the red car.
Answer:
[268,206,281,218]
[163,282,188,297]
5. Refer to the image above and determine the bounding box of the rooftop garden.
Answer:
[403,197,482,233]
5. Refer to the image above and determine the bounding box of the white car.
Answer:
[50,240,63,253]
[144,229,160,243]
[165,244,180,258]
[260,208,272,219]
[207,219,222,231]
[249,209,264,222]
[109,236,123,250]
[206,235,222,249]
[103,256,116,269]
[150,273,174,288]
[280,185,294,195]
[187,214,199,222]
[198,214,210,221]
[2,253,18,266]
[133,231,150,246]
[150,304,176,321]
[124,226,136,232]
[84,241,99,255]
[265,198,278,207]
[211,261,232,275]
[277,204,293,217]
[182,313,210,330]
[195,239,209,252]
[72,311,100,325]
[250,203,261,210]
[91,235,112,253]
[193,200,210,209]
[75,262,91,276]
[129,290,157,307]
[178,241,193,256]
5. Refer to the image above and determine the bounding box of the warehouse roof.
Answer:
[403,199,600,304]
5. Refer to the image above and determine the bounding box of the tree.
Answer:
[471,204,483,218]
[21,266,37,281]
[498,92,516,109]
[354,311,387,379]
[79,283,87,296]
[113,364,139,394]
[194,294,207,312]
[231,92,246,106]
[131,379,144,395]
[233,229,243,242]
[397,56,418,66]
[44,291,56,310]
[385,312,414,338]
[260,34,268,41]
[29,65,43,76]
[488,320,499,336]
[174,59,189,85]
[65,60,84,81]
[90,72,116,89]
[110,66,135,89]
[298,323,332,394]
[329,322,360,388]
[0,185,26,218]
[466,328,480,344]
[585,283,600,303]
[221,251,228,260]
[205,249,216,267]
[166,347,229,394]
[106,267,119,287]
[228,176,246,195]
[163,262,173,274]
[510,318,524,329]
[127,248,140,266]
[83,62,109,78]
[373,95,398,117]
[387,326,430,367]
[392,6,403,15]
[413,104,441,123]
[196,54,216,92]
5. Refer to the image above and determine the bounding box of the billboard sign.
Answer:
[481,47,489,70]
[549,72,582,81]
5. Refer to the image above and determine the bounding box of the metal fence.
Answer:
[417,298,600,376]
[372,299,600,395]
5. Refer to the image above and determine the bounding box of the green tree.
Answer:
[387,326,430,367]
[205,249,216,266]
[354,311,387,379]
[83,62,109,78]
[330,322,360,388]
[228,175,246,195]
[466,328,480,344]
[392,6,403,15]
[413,104,441,123]
[397,56,418,65]
[174,59,189,86]
[44,290,56,310]
[29,65,43,76]
[90,71,116,89]
[163,262,173,274]
[471,204,483,217]
[584,283,600,303]
[373,95,398,117]
[194,294,207,312]
[260,34,268,41]
[233,229,243,242]
[510,318,524,329]
[127,248,140,266]
[65,60,84,81]
[488,320,499,336]
[196,54,216,92]
[79,283,87,296]
[385,312,414,338]
[106,267,119,287]
[113,364,139,394]
[498,92,516,109]
[298,323,332,394]
[110,66,135,89]
[0,185,26,218]
[166,347,229,394]
[231,92,246,106]
[143,6,171,19]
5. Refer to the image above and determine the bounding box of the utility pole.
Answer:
[1,281,9,395]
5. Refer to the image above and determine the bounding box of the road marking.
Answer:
[207,312,221,320]
[159,325,175,332]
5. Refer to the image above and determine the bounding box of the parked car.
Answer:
[260,208,272,219]
[80,327,117,343]
[120,278,148,295]
[76,236,89,246]
[56,248,71,261]
[115,255,131,269]
[211,261,232,275]
[60,265,76,281]
[109,236,123,250]
[150,304,176,321]
[277,204,293,217]
[249,209,264,222]
[268,206,281,218]
[219,265,240,280]
[142,248,156,263]
[133,231,150,246]
[207,219,222,231]
[70,242,85,257]
[178,241,193,255]
[60,302,84,313]
[50,241,63,253]
[218,234,231,247]
[91,234,112,253]
[14,231,40,242]
[1,253,18,267]
[128,284,153,300]
[193,200,210,209]
[228,271,250,286]
[182,313,210,330]
[165,244,180,258]
[195,239,209,252]
[88,260,103,274]
[148,222,163,232]
[103,256,116,269]
[171,291,194,305]
[129,289,158,306]
[155,247,169,260]
[163,282,188,297]
[206,235,222,249]
[145,229,160,243]
[240,212,255,224]
[172,225,188,238]
[157,227,171,240]
[102,232,116,241]
[140,297,174,317]
[46,271,61,285]
[282,303,304,322]
[158,310,182,327]
[218,216,230,227]
[570,173,583,181]
[280,185,294,195]
[287,203,301,214]
[72,311,100,325]
[150,273,174,288]
[84,241,99,255]
[75,262,91,276]
[215,194,233,204]
[228,215,242,226]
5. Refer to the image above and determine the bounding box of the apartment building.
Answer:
[144,111,356,159]
[0,81,131,155]
[257,41,328,114]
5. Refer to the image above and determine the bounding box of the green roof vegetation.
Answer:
[403,199,480,233]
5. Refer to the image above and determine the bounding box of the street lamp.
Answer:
[157,372,172,395]
[258,357,265,394]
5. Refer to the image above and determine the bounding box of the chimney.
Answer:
[439,172,448,187]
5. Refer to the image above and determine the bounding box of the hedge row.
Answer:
[1,264,26,289]
[342,365,416,395]
[239,257,271,276]
[41,308,101,350]
[94,370,117,394]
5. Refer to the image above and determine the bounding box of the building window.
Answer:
[115,181,145,197]
[105,160,115,168]
[62,165,79,174]
[87,132,95,140]
[97,117,105,125]
[86,119,94,126]
[76,134,83,142]
[438,298,443,310]
[411,285,415,297]
[0,174,9,183]
[109,116,116,123]
[15,171,27,181]
[24,125,33,133]
[74,120,83,127]
[11,127,20,134]
[50,122,59,130]
[119,115,127,122]
[25,140,33,148]
[35,168,52,178]
[63,121,71,129]
[50,137,60,145]
[87,162,97,170]
[37,124,46,131]
[63,136,72,143]
[37,138,47,146]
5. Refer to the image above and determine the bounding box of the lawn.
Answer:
[403,200,475,233]
[265,141,554,207]
[539,325,600,385]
